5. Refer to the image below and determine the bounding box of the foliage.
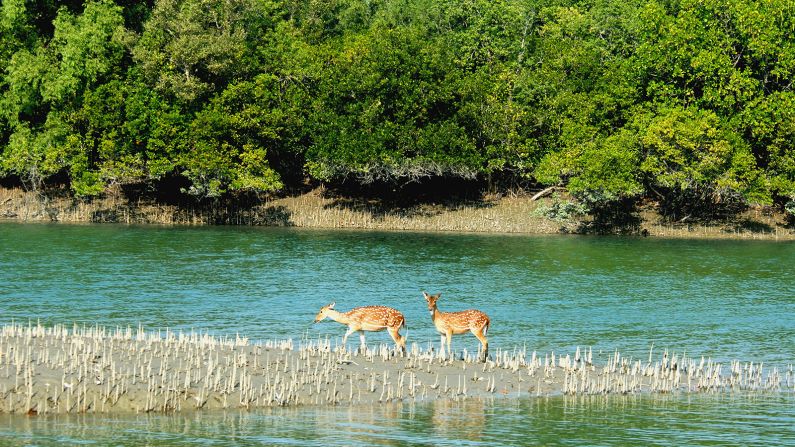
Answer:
[785,200,795,221]
[132,0,277,105]
[0,0,794,222]
[638,106,767,205]
[534,194,588,223]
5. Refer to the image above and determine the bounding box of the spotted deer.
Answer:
[314,302,407,354]
[423,291,490,362]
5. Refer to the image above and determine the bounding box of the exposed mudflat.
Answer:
[1,324,790,415]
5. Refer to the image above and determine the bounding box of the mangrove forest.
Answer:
[1,0,794,223]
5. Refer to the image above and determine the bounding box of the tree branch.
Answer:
[530,186,563,201]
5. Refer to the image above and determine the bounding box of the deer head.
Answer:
[313,301,336,323]
[423,292,440,314]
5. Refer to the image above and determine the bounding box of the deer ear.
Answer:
[422,291,428,298]
[329,302,335,309]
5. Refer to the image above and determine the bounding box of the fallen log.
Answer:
[530,186,563,201]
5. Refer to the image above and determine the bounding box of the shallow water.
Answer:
[1,393,793,446]
[1,222,794,445]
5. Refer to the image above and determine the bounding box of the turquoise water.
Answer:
[1,222,794,445]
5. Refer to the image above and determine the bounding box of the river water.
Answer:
[1,222,794,445]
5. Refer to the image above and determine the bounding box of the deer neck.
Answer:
[430,306,441,322]
[325,309,352,325]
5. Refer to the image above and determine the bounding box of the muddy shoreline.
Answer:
[1,323,791,415]
[1,186,793,240]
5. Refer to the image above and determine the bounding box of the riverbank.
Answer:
[1,323,791,415]
[1,186,793,239]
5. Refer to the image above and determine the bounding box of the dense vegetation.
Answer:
[1,0,793,222]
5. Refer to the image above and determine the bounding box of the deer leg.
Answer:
[439,334,447,360]
[342,327,354,348]
[445,331,453,361]
[388,327,406,355]
[473,329,489,362]
[359,332,366,353]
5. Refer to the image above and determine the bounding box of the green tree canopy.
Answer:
[1,0,794,222]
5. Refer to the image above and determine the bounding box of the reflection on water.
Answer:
[430,399,488,442]
[2,393,794,446]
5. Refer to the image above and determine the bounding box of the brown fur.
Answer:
[423,292,490,362]
[314,302,407,353]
